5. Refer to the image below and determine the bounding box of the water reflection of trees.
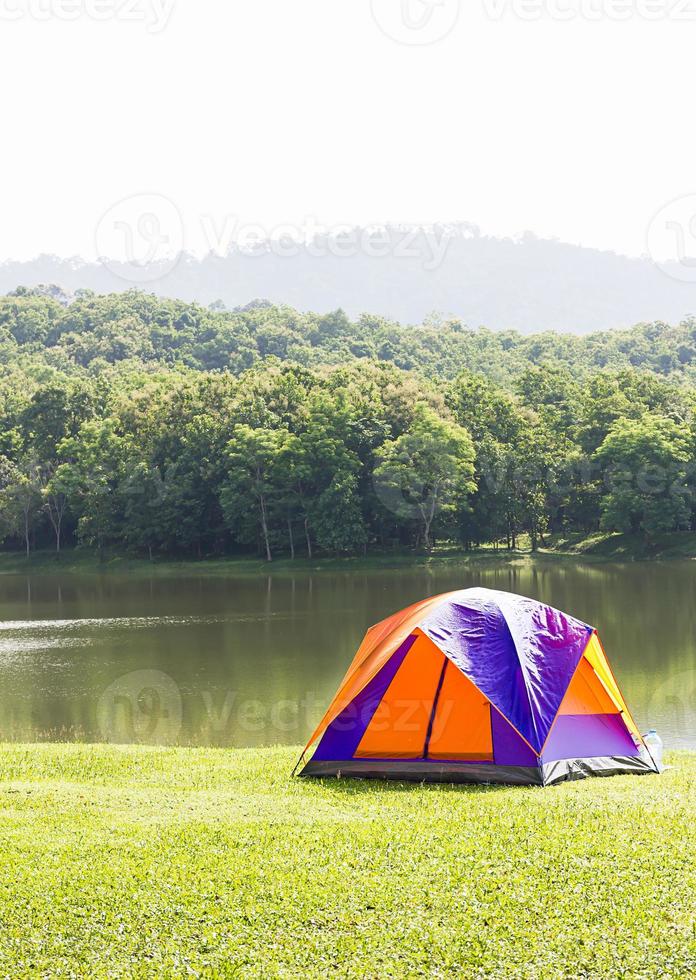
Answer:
[0,562,693,747]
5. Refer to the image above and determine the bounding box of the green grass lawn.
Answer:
[0,746,694,978]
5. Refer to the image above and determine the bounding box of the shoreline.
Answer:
[3,530,696,576]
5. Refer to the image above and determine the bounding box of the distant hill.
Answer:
[2,228,695,334]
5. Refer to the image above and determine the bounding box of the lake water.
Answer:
[0,560,694,751]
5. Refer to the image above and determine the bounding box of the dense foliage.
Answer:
[2,286,696,559]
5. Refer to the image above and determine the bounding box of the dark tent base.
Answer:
[541,752,658,785]
[300,752,658,787]
[301,759,542,785]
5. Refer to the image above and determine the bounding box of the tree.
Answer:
[515,365,580,436]
[448,372,528,549]
[120,462,170,560]
[576,369,685,455]
[56,420,130,559]
[473,434,552,552]
[278,390,368,557]
[0,456,42,557]
[310,472,367,554]
[19,381,97,462]
[40,464,71,553]
[278,434,312,557]
[594,416,694,536]
[374,406,476,552]
[220,426,288,561]
[448,370,524,445]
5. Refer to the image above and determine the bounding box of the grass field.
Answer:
[0,745,693,978]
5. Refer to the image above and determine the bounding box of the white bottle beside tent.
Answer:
[644,730,664,771]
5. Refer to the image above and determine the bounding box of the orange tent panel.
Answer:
[428,661,493,761]
[558,656,619,716]
[303,593,457,752]
[583,633,642,740]
[355,632,445,759]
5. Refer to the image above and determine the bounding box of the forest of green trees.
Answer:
[1,286,696,560]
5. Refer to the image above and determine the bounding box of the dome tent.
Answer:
[298,588,660,786]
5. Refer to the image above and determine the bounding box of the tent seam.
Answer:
[496,600,591,754]
[490,600,540,751]
[426,632,539,757]
[423,656,449,760]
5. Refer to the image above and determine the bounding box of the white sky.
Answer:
[0,0,694,263]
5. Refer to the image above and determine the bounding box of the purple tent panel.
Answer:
[541,713,638,763]
[491,708,539,766]
[420,589,592,753]
[312,634,416,761]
